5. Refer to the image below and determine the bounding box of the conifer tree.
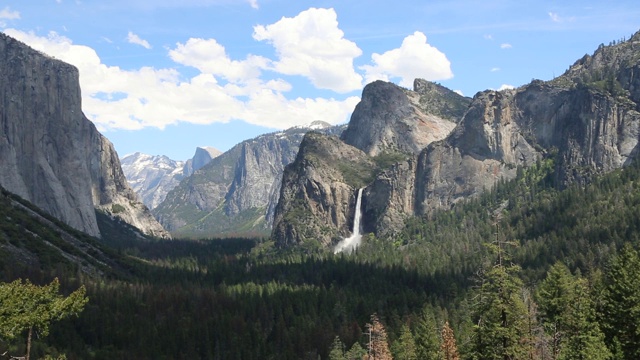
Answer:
[440,321,459,360]
[329,336,347,360]
[601,243,640,359]
[537,262,611,360]
[391,324,417,360]
[470,240,531,360]
[414,305,442,360]
[346,341,367,360]
[365,314,393,360]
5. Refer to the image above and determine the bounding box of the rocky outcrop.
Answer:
[271,132,377,247]
[417,76,640,213]
[121,146,220,210]
[272,79,467,246]
[363,159,417,237]
[182,146,222,176]
[0,33,169,239]
[154,122,345,237]
[273,32,640,250]
[340,79,468,156]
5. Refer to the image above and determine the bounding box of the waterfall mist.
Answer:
[334,188,364,254]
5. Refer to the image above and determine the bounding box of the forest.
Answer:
[1,157,640,359]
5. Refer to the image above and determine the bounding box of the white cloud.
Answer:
[169,37,269,83]
[483,34,493,40]
[454,89,463,96]
[548,12,575,23]
[500,43,512,49]
[491,67,500,72]
[127,31,152,49]
[0,7,20,20]
[4,28,358,132]
[253,7,363,93]
[248,0,258,9]
[498,84,515,91]
[360,31,453,88]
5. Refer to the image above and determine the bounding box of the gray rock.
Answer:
[0,33,169,239]
[154,123,346,237]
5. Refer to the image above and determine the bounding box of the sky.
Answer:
[1,1,639,160]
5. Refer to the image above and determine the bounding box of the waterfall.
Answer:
[334,188,364,254]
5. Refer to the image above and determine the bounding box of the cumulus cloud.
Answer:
[500,43,512,49]
[169,37,269,83]
[498,84,515,91]
[127,31,152,49]
[253,7,363,93]
[4,28,358,131]
[360,31,453,88]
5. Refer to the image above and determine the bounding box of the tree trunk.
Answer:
[25,326,32,360]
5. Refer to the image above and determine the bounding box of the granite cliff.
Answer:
[153,121,345,238]
[272,31,640,249]
[0,33,169,239]
[272,80,469,246]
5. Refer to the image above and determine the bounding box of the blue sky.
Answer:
[1,1,639,160]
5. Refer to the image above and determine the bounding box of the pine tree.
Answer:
[414,305,442,360]
[346,341,367,360]
[537,262,611,360]
[391,324,417,360]
[329,336,347,360]
[365,314,393,360]
[440,321,459,360]
[601,243,640,359]
[470,240,531,360]
[559,277,611,360]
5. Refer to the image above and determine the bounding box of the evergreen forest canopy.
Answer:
[1,152,640,359]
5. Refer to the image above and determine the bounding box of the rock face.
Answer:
[271,132,377,247]
[153,122,345,237]
[0,33,169,239]
[182,146,222,176]
[340,79,468,156]
[272,80,466,246]
[273,32,640,249]
[121,146,220,210]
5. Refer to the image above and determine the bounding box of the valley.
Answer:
[2,26,640,360]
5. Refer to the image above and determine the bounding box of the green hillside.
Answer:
[2,159,640,359]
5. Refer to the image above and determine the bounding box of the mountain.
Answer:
[272,79,469,246]
[121,146,221,210]
[272,31,640,248]
[153,121,345,238]
[0,33,169,239]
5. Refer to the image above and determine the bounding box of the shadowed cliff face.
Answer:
[0,33,169,239]
[271,132,377,248]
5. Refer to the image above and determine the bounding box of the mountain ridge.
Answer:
[272,31,640,249]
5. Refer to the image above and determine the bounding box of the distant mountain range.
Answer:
[121,146,221,210]
[152,121,345,238]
